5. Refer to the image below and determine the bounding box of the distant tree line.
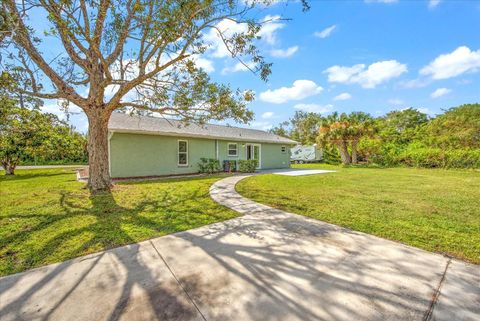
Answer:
[270,103,480,168]
[1,74,87,175]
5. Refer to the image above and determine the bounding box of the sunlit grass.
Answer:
[0,169,237,276]
[237,164,480,263]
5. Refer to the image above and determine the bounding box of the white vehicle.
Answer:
[290,145,323,163]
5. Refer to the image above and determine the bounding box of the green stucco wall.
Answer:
[260,143,291,169]
[109,132,291,178]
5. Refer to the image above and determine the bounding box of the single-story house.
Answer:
[108,113,297,178]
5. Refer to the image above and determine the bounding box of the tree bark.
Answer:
[337,141,351,165]
[351,140,359,164]
[2,159,16,175]
[86,109,112,193]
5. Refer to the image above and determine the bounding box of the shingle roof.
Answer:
[108,113,297,144]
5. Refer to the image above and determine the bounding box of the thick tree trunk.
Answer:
[337,141,351,165]
[351,140,359,164]
[86,109,112,193]
[2,158,16,175]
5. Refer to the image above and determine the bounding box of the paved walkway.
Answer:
[0,174,479,321]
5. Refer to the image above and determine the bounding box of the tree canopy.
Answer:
[1,0,302,192]
[0,101,87,174]
[271,104,480,168]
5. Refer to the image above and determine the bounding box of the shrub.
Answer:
[444,149,480,168]
[238,159,258,173]
[198,158,221,174]
[397,147,480,169]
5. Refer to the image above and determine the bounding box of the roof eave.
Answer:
[109,128,296,145]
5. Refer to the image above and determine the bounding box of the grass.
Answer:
[237,164,480,264]
[0,169,237,276]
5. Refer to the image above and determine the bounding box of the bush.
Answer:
[198,158,220,174]
[397,147,480,169]
[238,159,258,173]
[444,149,480,168]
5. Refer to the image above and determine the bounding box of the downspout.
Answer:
[108,131,114,176]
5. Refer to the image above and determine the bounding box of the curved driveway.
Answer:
[0,173,478,321]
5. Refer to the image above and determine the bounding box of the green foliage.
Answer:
[317,111,375,164]
[290,111,322,145]
[0,102,87,173]
[198,158,221,174]
[357,105,480,169]
[419,104,480,149]
[272,104,480,169]
[397,146,480,169]
[269,121,290,138]
[238,159,258,173]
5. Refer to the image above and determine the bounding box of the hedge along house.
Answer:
[108,113,297,178]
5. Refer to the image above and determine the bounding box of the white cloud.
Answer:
[428,0,441,9]
[203,19,248,58]
[258,15,285,45]
[41,102,83,120]
[388,98,404,105]
[417,108,431,115]
[40,101,88,132]
[314,25,336,39]
[293,103,333,114]
[270,46,298,58]
[259,80,323,104]
[324,60,407,88]
[192,56,215,73]
[251,121,272,131]
[325,64,365,83]
[333,92,352,101]
[420,46,480,80]
[399,78,431,88]
[221,61,256,74]
[261,111,275,119]
[203,15,285,59]
[430,87,451,98]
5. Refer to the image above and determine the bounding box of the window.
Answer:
[178,140,188,166]
[281,145,287,153]
[227,143,238,157]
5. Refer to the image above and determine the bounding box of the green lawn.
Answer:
[237,164,480,264]
[0,169,237,276]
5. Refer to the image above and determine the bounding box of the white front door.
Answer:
[246,144,261,169]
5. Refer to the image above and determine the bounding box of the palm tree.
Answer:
[317,112,352,164]
[348,112,376,164]
[317,112,375,165]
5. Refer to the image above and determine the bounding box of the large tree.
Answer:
[317,112,374,165]
[0,101,70,174]
[2,0,302,192]
[290,111,321,145]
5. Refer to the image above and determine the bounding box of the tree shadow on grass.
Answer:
[0,189,208,321]
[0,171,72,181]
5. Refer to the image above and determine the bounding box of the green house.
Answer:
[108,113,297,178]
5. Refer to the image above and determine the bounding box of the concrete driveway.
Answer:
[0,175,478,321]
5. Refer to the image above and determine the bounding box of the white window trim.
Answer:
[281,145,287,154]
[245,143,261,169]
[178,139,188,166]
[227,142,238,157]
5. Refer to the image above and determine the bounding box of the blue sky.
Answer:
[37,0,480,132]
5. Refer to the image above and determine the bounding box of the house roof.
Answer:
[108,113,298,145]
